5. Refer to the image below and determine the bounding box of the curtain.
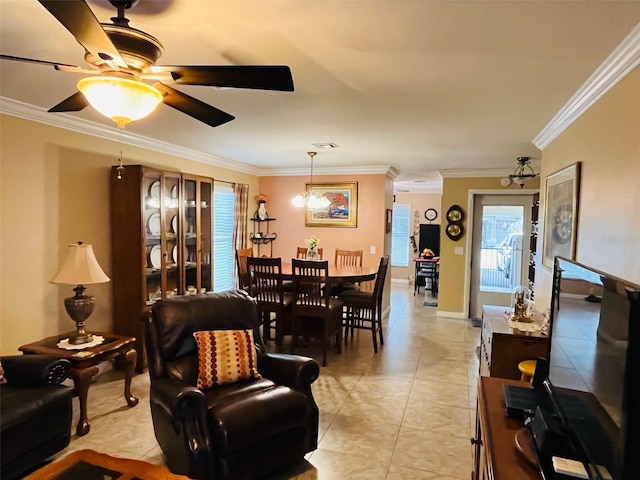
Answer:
[234,183,249,250]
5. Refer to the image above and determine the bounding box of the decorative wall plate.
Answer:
[446,205,464,223]
[446,223,464,241]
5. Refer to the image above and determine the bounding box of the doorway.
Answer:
[469,194,533,319]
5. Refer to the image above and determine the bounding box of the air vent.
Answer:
[312,142,339,149]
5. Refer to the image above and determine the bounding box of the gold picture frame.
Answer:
[305,182,358,227]
[542,162,581,268]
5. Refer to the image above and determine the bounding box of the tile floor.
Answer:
[53,281,481,479]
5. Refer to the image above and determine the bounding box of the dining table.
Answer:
[280,262,378,284]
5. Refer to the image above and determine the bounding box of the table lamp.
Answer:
[50,242,110,344]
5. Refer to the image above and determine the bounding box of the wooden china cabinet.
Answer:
[110,165,213,372]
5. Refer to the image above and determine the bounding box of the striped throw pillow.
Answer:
[193,329,261,388]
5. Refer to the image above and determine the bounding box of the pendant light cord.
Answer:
[308,151,317,185]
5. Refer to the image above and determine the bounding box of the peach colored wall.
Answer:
[258,175,387,268]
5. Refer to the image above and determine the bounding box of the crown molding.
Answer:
[1,97,400,178]
[0,97,261,176]
[393,185,442,194]
[533,23,640,150]
[256,165,397,177]
[440,168,513,178]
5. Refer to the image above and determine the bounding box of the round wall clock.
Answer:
[424,208,438,222]
[446,223,464,241]
[446,205,464,223]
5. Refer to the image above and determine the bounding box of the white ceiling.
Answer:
[1,1,639,191]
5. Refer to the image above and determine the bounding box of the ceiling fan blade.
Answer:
[48,92,89,112]
[0,53,81,69]
[38,0,127,69]
[154,83,235,128]
[149,65,294,91]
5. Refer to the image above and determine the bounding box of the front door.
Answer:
[469,195,533,319]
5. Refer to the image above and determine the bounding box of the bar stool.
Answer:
[518,359,537,383]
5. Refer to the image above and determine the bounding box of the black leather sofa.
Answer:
[145,289,320,480]
[0,355,73,480]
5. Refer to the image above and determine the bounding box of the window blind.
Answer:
[391,203,411,267]
[213,184,235,291]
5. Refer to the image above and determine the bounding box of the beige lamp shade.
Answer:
[50,243,110,285]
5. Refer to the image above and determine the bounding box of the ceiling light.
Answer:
[291,152,331,210]
[509,156,538,188]
[77,75,163,129]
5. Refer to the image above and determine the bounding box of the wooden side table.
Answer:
[19,332,139,436]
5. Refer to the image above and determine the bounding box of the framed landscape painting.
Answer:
[542,162,581,268]
[305,182,358,227]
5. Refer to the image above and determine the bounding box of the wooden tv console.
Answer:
[472,376,542,480]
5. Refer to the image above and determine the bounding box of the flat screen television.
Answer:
[548,257,640,480]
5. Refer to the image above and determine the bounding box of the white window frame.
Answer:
[213,183,235,292]
[391,203,411,267]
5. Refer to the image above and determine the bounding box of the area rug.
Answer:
[25,449,189,480]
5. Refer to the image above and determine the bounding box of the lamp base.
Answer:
[68,330,94,345]
[64,286,96,345]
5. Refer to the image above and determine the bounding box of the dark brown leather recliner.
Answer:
[0,355,72,480]
[145,289,320,480]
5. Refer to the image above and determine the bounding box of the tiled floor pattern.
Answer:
[53,282,481,479]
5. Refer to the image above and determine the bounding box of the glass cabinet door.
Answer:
[183,175,213,293]
[200,180,213,292]
[183,177,198,293]
[142,170,182,305]
[163,173,181,298]
[143,171,163,305]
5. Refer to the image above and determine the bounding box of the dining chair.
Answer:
[332,248,363,296]
[291,259,343,367]
[247,256,292,348]
[339,255,389,353]
[414,259,438,296]
[235,247,254,291]
[287,247,324,292]
[296,246,324,259]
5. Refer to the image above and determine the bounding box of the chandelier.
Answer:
[509,156,538,188]
[291,152,331,210]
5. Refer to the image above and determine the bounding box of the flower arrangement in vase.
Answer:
[305,235,320,260]
[254,193,268,221]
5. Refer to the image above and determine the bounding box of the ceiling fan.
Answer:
[0,0,294,128]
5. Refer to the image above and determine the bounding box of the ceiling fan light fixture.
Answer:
[509,156,538,188]
[77,76,163,128]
